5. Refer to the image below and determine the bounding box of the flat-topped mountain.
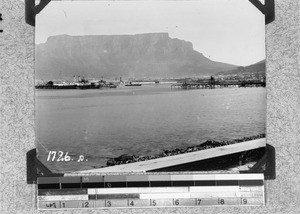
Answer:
[36,33,238,80]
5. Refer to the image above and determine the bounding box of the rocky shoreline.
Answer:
[106,134,266,167]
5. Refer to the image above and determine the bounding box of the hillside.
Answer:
[35,33,238,80]
[216,60,265,76]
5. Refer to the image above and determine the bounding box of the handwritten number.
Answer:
[46,151,84,162]
[64,152,71,161]
[57,151,64,161]
[47,151,51,161]
[51,151,56,161]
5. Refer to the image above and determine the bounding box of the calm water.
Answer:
[36,85,266,173]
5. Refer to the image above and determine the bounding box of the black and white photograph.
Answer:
[35,0,266,174]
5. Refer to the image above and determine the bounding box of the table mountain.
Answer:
[36,33,237,80]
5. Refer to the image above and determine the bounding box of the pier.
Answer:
[171,80,265,90]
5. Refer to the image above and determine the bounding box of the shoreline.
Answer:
[69,137,266,174]
[106,134,266,167]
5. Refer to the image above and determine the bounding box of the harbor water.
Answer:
[35,85,266,173]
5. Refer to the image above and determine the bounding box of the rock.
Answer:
[114,154,134,162]
[107,159,116,166]
[105,133,266,167]
[186,147,193,152]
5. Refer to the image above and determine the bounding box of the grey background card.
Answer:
[0,0,299,213]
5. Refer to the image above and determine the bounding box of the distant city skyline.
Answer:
[36,0,265,66]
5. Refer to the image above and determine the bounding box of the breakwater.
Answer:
[35,84,102,89]
[106,134,265,167]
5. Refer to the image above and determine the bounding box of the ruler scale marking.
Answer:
[38,173,265,209]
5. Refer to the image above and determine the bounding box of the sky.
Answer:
[35,0,265,66]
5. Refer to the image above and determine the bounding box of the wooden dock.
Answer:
[70,138,266,174]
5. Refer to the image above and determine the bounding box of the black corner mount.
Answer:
[27,148,64,184]
[26,0,275,27]
[240,144,276,180]
[249,0,275,24]
[25,0,51,26]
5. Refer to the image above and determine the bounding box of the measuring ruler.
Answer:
[38,173,265,209]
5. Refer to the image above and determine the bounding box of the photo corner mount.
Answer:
[25,0,275,27]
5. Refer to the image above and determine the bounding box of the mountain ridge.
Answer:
[36,33,238,80]
[216,59,265,76]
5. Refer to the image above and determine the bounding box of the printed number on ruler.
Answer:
[242,198,248,205]
[151,200,157,206]
[219,198,225,205]
[128,200,134,207]
[105,200,112,207]
[81,201,91,208]
[196,199,202,205]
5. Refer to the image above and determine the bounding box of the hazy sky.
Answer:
[36,0,265,66]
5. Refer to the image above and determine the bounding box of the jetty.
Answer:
[171,80,265,90]
[171,76,265,90]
